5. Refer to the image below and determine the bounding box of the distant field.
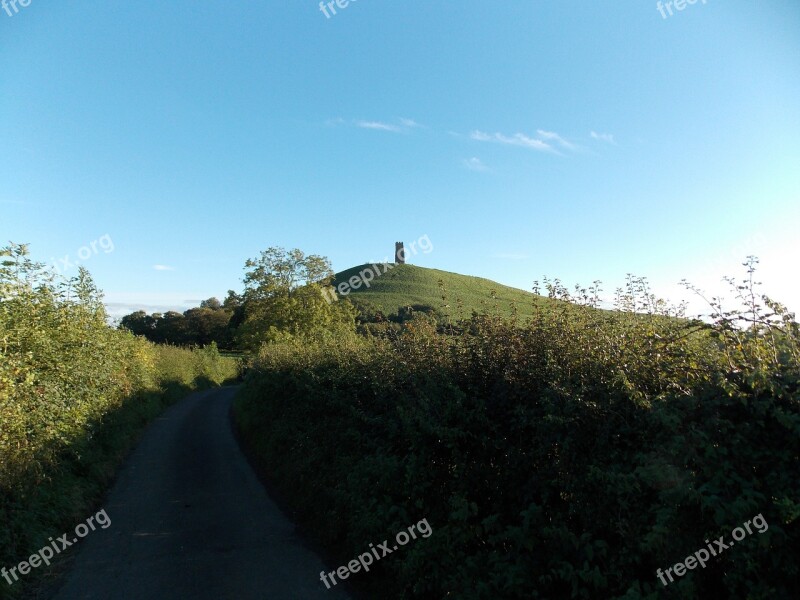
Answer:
[332,263,544,320]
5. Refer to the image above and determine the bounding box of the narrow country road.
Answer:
[52,387,350,600]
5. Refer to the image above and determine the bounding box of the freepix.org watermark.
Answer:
[322,234,433,304]
[2,0,32,18]
[1,509,111,587]
[50,234,115,274]
[320,518,432,590]
[319,0,359,19]
[656,0,707,19]
[656,512,768,587]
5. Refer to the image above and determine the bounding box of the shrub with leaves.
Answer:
[235,261,799,599]
[0,243,239,599]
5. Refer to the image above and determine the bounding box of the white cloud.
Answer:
[470,130,564,153]
[153,264,175,271]
[346,117,422,134]
[399,117,422,128]
[355,120,403,133]
[463,157,490,172]
[590,131,616,144]
[537,129,577,151]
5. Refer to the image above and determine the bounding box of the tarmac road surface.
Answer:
[52,386,350,600]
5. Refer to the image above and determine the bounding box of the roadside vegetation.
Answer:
[6,238,795,599]
[0,243,239,599]
[234,256,799,599]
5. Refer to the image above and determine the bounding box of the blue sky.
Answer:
[2,0,799,317]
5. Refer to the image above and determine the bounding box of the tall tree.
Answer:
[119,310,157,338]
[200,297,222,310]
[242,247,333,300]
[236,247,353,350]
[183,307,231,346]
[153,311,187,345]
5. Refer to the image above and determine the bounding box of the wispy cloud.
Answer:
[537,129,578,151]
[153,264,175,271]
[462,157,490,172]
[470,130,562,153]
[590,131,616,144]
[398,117,416,127]
[329,117,422,134]
[355,120,404,133]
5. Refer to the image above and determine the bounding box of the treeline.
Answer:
[119,294,241,350]
[234,263,800,599]
[118,248,357,352]
[0,243,240,599]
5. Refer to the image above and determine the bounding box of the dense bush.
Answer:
[235,265,799,599]
[0,244,239,599]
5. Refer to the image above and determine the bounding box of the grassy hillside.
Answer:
[332,263,543,320]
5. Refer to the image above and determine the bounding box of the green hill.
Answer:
[331,263,543,320]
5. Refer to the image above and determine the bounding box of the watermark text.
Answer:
[51,234,115,274]
[320,518,432,589]
[2,0,32,18]
[657,0,707,19]
[2,509,111,586]
[656,512,767,586]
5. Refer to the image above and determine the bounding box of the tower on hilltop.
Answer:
[395,242,406,264]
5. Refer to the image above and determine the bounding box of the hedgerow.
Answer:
[235,263,799,599]
[0,243,239,599]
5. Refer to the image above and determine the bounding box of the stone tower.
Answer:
[395,241,406,264]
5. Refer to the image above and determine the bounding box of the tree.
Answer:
[200,297,222,310]
[183,307,231,346]
[222,290,242,311]
[153,311,187,345]
[242,247,334,300]
[119,310,157,337]
[118,304,235,349]
[236,247,354,350]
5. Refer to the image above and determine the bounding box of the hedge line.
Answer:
[235,283,799,599]
[0,245,240,599]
